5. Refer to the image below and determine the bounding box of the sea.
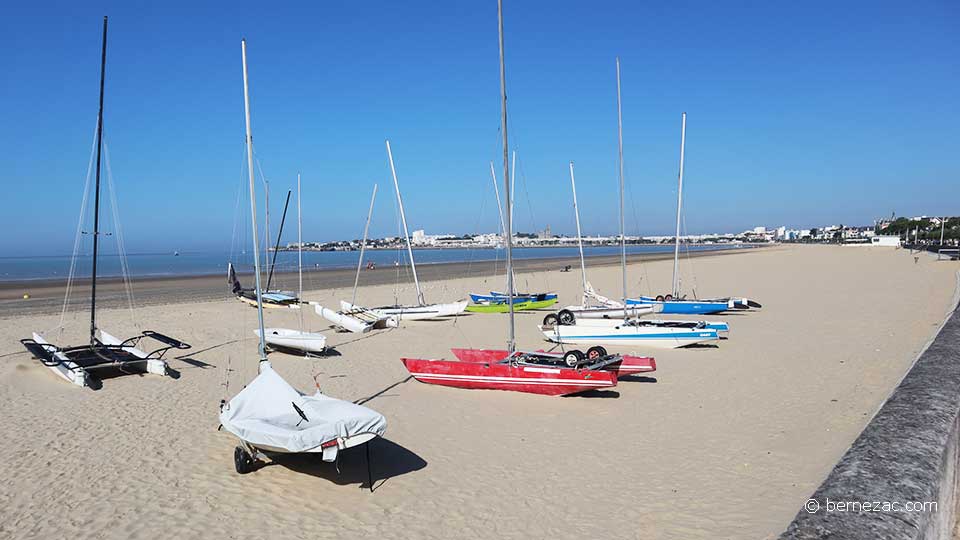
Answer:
[0,244,752,282]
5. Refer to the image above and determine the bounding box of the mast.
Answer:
[510,150,516,230]
[672,112,687,298]
[569,162,588,295]
[241,38,268,363]
[352,184,378,306]
[264,189,292,292]
[498,0,515,352]
[297,173,303,330]
[616,56,627,317]
[89,16,108,345]
[385,140,424,306]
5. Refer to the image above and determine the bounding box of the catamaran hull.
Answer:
[471,292,558,303]
[626,297,731,315]
[559,318,730,336]
[449,348,656,377]
[315,304,397,333]
[560,305,658,319]
[466,298,558,313]
[401,357,617,396]
[341,300,467,321]
[540,324,719,349]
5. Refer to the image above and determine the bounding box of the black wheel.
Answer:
[563,350,584,367]
[234,446,254,475]
[655,295,665,302]
[542,313,559,326]
[664,294,674,301]
[558,309,576,325]
[586,346,607,360]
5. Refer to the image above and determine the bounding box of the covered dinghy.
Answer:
[220,363,386,468]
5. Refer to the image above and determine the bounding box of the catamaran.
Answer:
[626,113,761,314]
[467,157,557,312]
[327,140,467,322]
[253,173,327,354]
[228,188,303,309]
[220,39,385,477]
[401,0,647,396]
[20,17,192,389]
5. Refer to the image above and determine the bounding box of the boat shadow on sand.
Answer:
[259,437,427,491]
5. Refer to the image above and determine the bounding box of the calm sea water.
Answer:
[0,244,750,282]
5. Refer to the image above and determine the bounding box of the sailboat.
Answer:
[220,39,386,476]
[337,140,468,321]
[468,157,557,313]
[20,17,191,388]
[541,160,659,325]
[254,174,327,354]
[315,184,401,333]
[538,60,718,349]
[228,187,302,309]
[626,112,761,314]
[401,0,648,395]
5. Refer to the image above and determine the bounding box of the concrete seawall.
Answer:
[780,280,960,539]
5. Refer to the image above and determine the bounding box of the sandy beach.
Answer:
[0,245,956,539]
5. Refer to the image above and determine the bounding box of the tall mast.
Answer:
[89,16,108,345]
[672,112,687,298]
[616,57,627,317]
[264,189,291,292]
[297,173,303,330]
[498,0,515,352]
[510,150,516,230]
[352,184,378,306]
[490,161,507,238]
[241,39,268,364]
[385,140,424,306]
[569,162,588,295]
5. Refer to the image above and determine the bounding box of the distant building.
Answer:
[412,230,426,245]
[871,235,901,247]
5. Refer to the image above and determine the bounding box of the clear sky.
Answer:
[2,0,957,256]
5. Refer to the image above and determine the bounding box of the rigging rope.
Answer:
[102,139,138,328]
[56,118,99,340]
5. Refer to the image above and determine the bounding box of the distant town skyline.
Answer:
[2,1,957,257]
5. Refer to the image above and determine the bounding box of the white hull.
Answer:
[539,322,719,349]
[254,328,327,353]
[563,317,729,335]
[30,330,170,388]
[315,304,397,334]
[340,300,467,321]
[561,304,659,319]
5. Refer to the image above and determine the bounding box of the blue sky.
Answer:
[1,0,957,255]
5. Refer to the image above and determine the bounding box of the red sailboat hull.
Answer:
[449,348,656,378]
[400,357,618,396]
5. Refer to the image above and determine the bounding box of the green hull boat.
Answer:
[465,298,558,313]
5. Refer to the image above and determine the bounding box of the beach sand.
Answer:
[0,245,955,539]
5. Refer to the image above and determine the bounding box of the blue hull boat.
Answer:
[626,296,731,315]
[470,291,558,304]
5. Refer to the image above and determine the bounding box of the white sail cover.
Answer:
[220,364,386,460]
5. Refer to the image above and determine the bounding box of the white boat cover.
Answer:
[219,364,386,460]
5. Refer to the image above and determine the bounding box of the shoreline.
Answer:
[1,246,767,317]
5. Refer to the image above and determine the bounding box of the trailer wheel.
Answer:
[558,309,576,325]
[563,350,584,367]
[655,295,665,302]
[664,294,673,301]
[234,446,255,475]
[542,313,559,326]
[586,346,607,360]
